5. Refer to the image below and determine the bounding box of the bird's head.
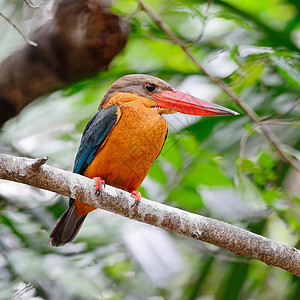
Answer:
[100,74,239,116]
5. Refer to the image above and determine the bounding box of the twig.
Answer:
[0,12,37,46]
[0,153,300,276]
[262,119,300,126]
[239,123,260,159]
[124,3,141,23]
[262,98,300,121]
[23,0,44,9]
[18,156,49,177]
[137,0,300,173]
[29,156,49,172]
[185,0,212,45]
[239,120,300,159]
[0,0,127,127]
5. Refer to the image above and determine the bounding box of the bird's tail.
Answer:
[49,200,87,247]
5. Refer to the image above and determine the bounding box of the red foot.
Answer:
[129,189,141,208]
[93,177,105,196]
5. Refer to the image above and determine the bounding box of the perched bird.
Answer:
[50,74,238,246]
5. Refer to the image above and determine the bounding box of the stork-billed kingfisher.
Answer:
[50,74,238,246]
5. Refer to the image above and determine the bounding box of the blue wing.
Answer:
[73,105,121,175]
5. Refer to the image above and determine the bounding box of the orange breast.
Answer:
[83,100,168,192]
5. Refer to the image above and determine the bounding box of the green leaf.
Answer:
[186,117,226,143]
[231,61,265,94]
[161,135,183,169]
[239,158,257,173]
[262,189,281,206]
[104,260,132,282]
[167,187,204,209]
[147,161,167,184]
[270,55,300,90]
[214,11,253,31]
[178,134,202,155]
[258,152,276,169]
[184,162,232,187]
[235,172,267,210]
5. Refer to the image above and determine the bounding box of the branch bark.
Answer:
[0,153,299,276]
[0,0,128,127]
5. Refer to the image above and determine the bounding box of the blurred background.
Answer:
[0,0,300,299]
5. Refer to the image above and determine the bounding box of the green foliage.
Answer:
[1,0,300,299]
[270,53,300,89]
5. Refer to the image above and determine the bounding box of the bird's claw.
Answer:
[129,190,141,208]
[93,177,105,196]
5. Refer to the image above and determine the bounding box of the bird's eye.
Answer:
[145,83,156,93]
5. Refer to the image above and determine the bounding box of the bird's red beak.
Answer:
[152,90,239,116]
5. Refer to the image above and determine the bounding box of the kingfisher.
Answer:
[50,74,238,246]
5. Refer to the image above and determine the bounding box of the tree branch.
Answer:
[0,0,128,127]
[138,0,300,173]
[23,0,44,9]
[0,11,37,46]
[0,153,299,276]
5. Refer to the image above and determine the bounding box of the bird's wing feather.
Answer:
[155,127,168,161]
[73,105,121,175]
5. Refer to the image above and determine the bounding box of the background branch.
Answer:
[138,0,300,173]
[0,0,128,127]
[23,0,44,9]
[0,153,299,276]
[0,11,37,46]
